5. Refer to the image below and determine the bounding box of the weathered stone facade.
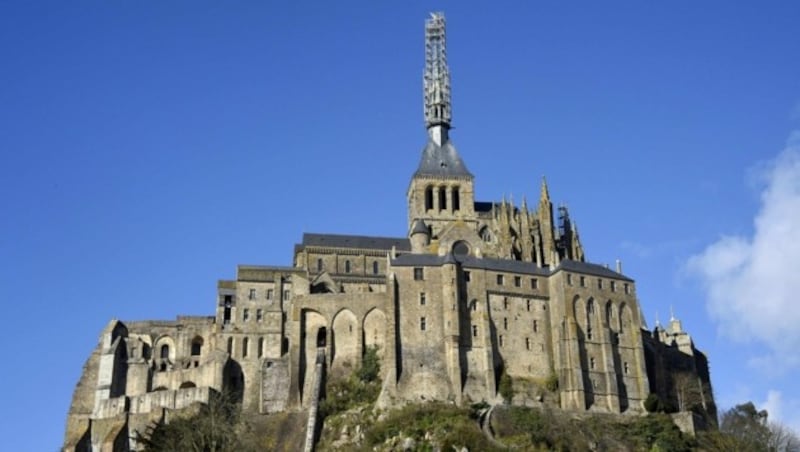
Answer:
[63,12,714,451]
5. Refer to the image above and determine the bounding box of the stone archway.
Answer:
[331,309,358,378]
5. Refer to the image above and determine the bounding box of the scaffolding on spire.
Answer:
[424,12,452,130]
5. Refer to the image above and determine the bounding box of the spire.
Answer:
[540,176,551,203]
[424,12,451,145]
[413,13,472,180]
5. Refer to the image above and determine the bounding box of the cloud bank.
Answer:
[687,134,800,372]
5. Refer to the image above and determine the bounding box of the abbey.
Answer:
[63,13,714,451]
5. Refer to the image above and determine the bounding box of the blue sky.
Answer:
[2,2,799,449]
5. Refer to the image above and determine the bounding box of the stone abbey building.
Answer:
[64,13,714,451]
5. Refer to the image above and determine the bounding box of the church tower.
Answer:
[407,13,476,241]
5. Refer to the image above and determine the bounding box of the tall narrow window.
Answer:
[191,337,203,356]
[526,299,531,311]
[597,279,603,289]
[223,295,232,324]
[243,337,249,358]
[420,317,426,331]
[439,186,447,211]
[499,335,504,347]
[414,267,424,280]
[525,337,531,350]
[419,292,426,306]
[258,338,264,358]
[567,274,573,285]
[227,337,233,354]
[533,319,538,332]
[248,288,256,300]
[590,357,595,369]
[425,186,434,210]
[580,276,586,287]
[317,258,323,272]
[345,260,351,273]
[503,297,508,309]
[160,344,169,359]
[243,308,250,322]
[611,281,617,292]
[257,309,263,322]
[283,290,290,300]
[471,300,477,311]
[464,271,471,282]
[624,362,629,374]
[452,186,460,211]
[472,325,478,337]
[503,318,508,330]
[497,274,504,285]
[373,261,379,275]
[267,289,274,300]
[514,276,521,287]
[624,283,630,294]
[531,278,539,289]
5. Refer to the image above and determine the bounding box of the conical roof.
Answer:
[413,138,473,179]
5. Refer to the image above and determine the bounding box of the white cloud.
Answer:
[761,390,784,421]
[687,135,800,373]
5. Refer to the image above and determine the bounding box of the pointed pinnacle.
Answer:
[540,176,550,202]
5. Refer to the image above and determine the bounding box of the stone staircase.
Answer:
[303,348,326,452]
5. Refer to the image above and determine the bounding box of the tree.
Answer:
[703,402,800,452]
[135,390,253,452]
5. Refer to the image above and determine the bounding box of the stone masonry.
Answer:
[63,12,714,451]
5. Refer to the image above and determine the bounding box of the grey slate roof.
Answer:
[300,233,411,251]
[410,219,429,235]
[391,255,632,281]
[414,139,473,179]
[556,259,633,282]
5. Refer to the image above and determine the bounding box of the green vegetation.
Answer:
[319,346,381,418]
[493,405,695,451]
[544,370,559,392]
[498,370,514,403]
[360,403,502,451]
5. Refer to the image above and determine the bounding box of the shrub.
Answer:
[499,371,514,403]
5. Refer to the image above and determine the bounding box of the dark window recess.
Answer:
[414,267,424,280]
[514,276,521,287]
[223,295,232,324]
[452,187,460,211]
[425,186,434,210]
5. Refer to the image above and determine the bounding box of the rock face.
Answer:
[62,12,714,452]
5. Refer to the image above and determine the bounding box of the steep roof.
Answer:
[413,139,473,179]
[300,233,411,251]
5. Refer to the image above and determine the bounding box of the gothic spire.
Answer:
[424,12,451,145]
[540,176,551,203]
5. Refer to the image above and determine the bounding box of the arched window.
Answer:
[160,344,169,359]
[372,261,379,275]
[243,337,249,358]
[191,336,203,356]
[345,260,351,273]
[452,186,460,211]
[424,186,434,210]
[439,186,447,211]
